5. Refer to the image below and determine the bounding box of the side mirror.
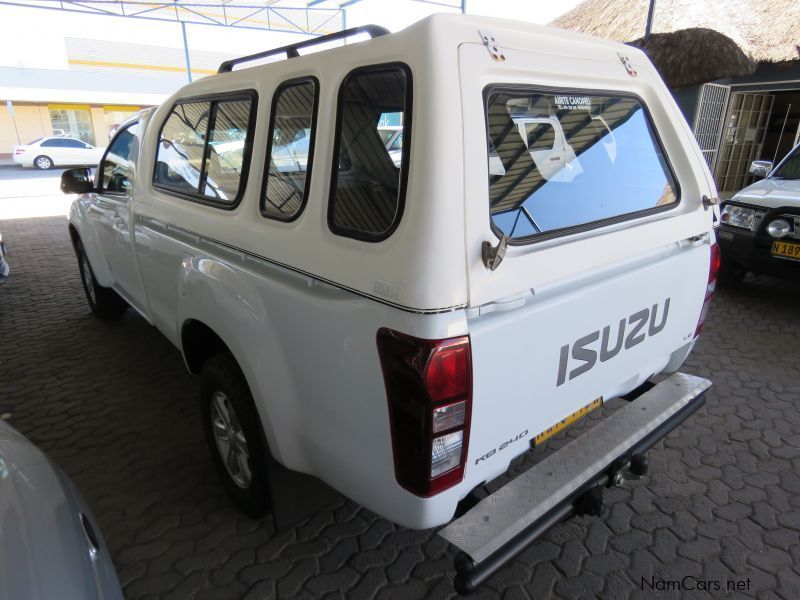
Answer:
[60,168,94,194]
[749,160,773,179]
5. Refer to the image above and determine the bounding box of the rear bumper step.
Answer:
[438,372,711,595]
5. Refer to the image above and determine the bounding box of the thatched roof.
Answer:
[552,0,800,64]
[629,28,755,88]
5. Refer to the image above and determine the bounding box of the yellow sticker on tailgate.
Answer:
[534,397,603,445]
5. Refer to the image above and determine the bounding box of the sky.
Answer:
[0,0,583,69]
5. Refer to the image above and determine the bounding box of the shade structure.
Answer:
[553,0,800,65]
[629,28,756,88]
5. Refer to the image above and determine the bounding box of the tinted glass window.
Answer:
[388,132,403,152]
[203,98,253,202]
[102,122,140,193]
[154,101,210,198]
[263,80,317,220]
[41,139,60,147]
[154,97,254,204]
[64,139,87,148]
[329,65,411,241]
[487,89,678,241]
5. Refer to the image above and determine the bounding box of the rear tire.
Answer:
[201,354,270,519]
[34,155,53,170]
[75,240,128,319]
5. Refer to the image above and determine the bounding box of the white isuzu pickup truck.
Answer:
[61,15,717,593]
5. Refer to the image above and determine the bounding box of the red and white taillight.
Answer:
[377,329,472,497]
[695,242,720,337]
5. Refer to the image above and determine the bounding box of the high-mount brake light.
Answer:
[695,242,719,337]
[377,329,472,497]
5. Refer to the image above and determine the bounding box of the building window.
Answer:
[49,105,95,145]
[262,78,318,221]
[104,106,141,142]
[328,64,412,242]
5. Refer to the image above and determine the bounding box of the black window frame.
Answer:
[327,62,413,243]
[483,84,682,246]
[98,119,141,196]
[260,76,320,222]
[152,89,258,210]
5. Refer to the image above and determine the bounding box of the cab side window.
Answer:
[153,93,256,206]
[203,99,253,202]
[102,121,141,194]
[262,78,318,221]
[154,102,210,198]
[328,64,412,242]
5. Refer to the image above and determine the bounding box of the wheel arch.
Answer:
[180,318,233,374]
[68,223,80,250]
[67,216,115,287]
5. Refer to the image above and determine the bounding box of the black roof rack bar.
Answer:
[218,24,391,73]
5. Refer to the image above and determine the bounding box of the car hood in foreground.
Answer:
[0,419,123,600]
[732,178,800,210]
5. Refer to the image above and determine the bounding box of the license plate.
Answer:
[533,397,603,445]
[771,240,800,260]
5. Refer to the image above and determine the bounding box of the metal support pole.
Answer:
[6,101,20,145]
[181,20,192,82]
[341,9,346,43]
[773,104,791,164]
[461,0,466,13]
[645,0,655,39]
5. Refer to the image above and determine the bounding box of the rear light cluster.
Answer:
[14,148,25,155]
[377,329,472,496]
[695,242,720,337]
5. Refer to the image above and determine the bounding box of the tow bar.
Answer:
[439,373,711,595]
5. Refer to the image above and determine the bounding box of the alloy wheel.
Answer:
[210,391,252,489]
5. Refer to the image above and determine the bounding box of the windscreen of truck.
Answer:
[486,88,679,242]
[773,145,800,179]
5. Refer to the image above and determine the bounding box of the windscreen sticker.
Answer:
[554,95,592,111]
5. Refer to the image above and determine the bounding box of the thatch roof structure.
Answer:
[629,28,755,88]
[553,0,800,64]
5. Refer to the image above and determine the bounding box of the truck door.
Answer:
[89,121,149,313]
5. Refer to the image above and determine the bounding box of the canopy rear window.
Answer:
[486,88,679,242]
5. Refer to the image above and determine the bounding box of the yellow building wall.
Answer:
[90,106,106,147]
[0,104,52,157]
[1,103,144,157]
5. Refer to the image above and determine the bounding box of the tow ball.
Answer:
[610,453,649,487]
[575,453,649,517]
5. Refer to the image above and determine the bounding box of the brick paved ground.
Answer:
[1,216,799,600]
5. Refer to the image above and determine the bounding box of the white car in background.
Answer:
[13,137,105,170]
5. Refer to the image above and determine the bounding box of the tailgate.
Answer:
[464,240,709,483]
[457,41,714,483]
